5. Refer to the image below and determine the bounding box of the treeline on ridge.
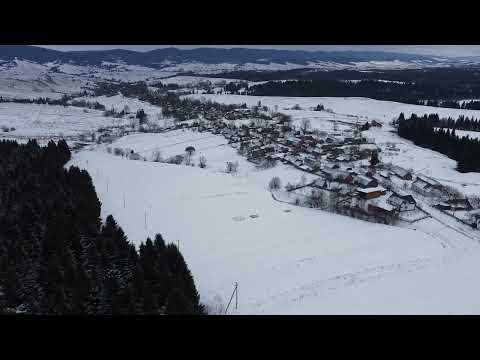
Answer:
[244,79,480,104]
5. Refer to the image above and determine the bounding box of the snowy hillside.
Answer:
[0,102,125,139]
[69,142,480,314]
[0,60,91,99]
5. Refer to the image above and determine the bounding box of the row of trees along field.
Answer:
[416,99,480,110]
[396,113,480,173]
[0,139,204,314]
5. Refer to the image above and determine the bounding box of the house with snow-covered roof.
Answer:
[354,175,378,189]
[412,174,442,195]
[390,165,412,180]
[387,191,416,212]
[357,186,386,200]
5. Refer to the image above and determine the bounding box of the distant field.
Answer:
[0,102,123,138]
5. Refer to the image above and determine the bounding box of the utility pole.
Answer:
[235,282,238,310]
[224,282,238,314]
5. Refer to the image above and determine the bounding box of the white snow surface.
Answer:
[69,127,480,314]
[0,102,121,138]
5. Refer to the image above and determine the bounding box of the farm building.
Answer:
[390,165,412,180]
[368,202,396,217]
[378,170,390,179]
[322,168,353,183]
[313,178,329,188]
[411,174,442,195]
[357,186,387,200]
[470,210,480,228]
[354,175,378,189]
[435,198,473,211]
[387,191,416,212]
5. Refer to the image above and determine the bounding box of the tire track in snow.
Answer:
[251,257,435,311]
[201,191,248,199]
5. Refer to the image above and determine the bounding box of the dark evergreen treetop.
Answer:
[0,139,204,315]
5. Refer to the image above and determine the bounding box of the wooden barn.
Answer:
[390,165,413,180]
[357,186,387,200]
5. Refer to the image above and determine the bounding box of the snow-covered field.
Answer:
[5,77,480,314]
[184,94,480,123]
[73,94,163,119]
[105,130,318,189]
[0,102,123,138]
[155,75,260,87]
[70,140,480,314]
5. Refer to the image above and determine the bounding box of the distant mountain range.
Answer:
[0,45,459,68]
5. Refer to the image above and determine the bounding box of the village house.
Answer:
[367,201,396,218]
[322,168,353,183]
[313,177,329,189]
[387,190,416,212]
[390,165,413,180]
[378,170,390,179]
[470,210,480,228]
[412,174,442,196]
[354,175,378,189]
[357,186,387,200]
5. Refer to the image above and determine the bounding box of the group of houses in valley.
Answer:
[90,84,480,229]
[177,105,479,228]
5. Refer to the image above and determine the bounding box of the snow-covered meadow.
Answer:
[0,102,124,139]
[70,141,480,314]
[184,94,480,124]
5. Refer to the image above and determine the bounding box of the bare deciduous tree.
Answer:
[198,155,207,168]
[300,119,311,134]
[305,189,325,208]
[226,161,239,174]
[268,176,282,190]
[152,150,163,162]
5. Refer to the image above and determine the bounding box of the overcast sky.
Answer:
[37,45,480,57]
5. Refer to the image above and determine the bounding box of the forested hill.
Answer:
[245,79,480,104]
[0,139,204,315]
[396,113,480,173]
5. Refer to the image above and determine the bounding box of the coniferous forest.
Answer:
[241,77,480,105]
[0,139,204,315]
[397,113,480,173]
